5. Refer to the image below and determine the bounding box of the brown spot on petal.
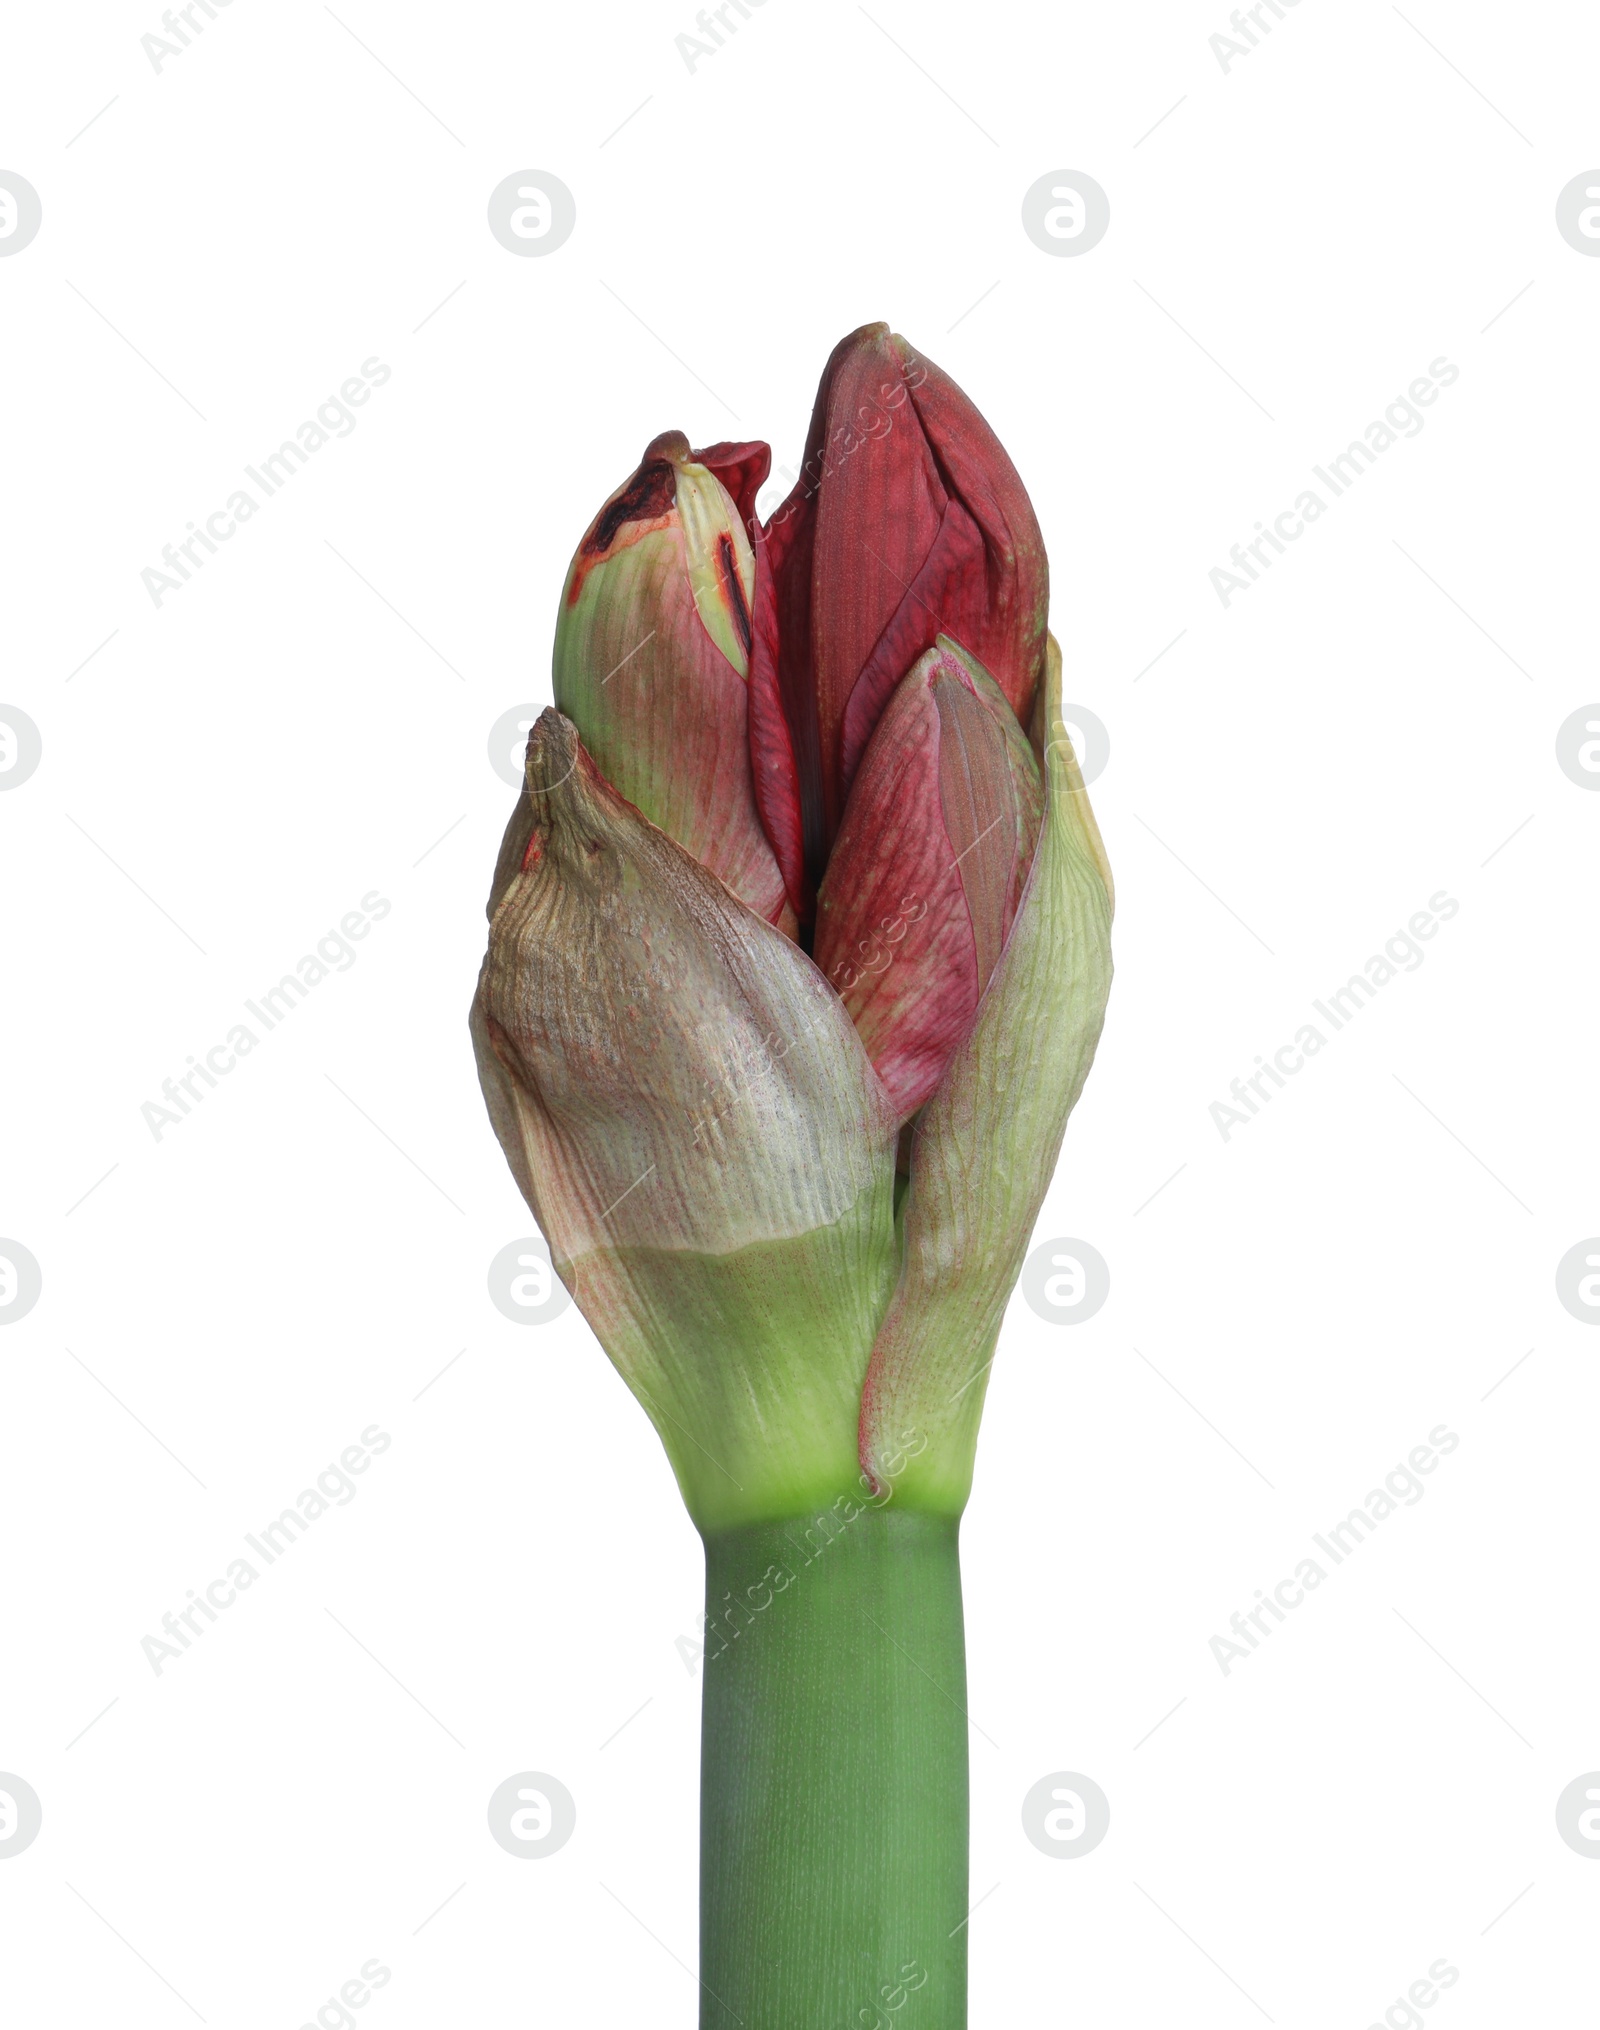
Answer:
[581,456,679,561]
[565,434,692,608]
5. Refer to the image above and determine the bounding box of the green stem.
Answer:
[699,1504,968,2030]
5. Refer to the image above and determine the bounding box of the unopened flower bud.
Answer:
[555,430,791,928]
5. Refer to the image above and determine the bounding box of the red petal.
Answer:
[801,327,947,844]
[814,640,1043,1120]
[747,514,811,922]
[693,439,771,536]
[837,494,986,807]
[814,666,978,1119]
[893,337,1049,728]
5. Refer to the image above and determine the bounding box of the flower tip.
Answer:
[924,633,974,680]
[817,320,896,387]
[642,428,692,466]
[838,317,892,348]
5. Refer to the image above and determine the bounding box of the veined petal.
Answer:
[836,495,986,804]
[747,507,811,921]
[857,634,1113,1509]
[693,438,770,535]
[759,325,1050,887]
[893,334,1049,730]
[814,638,1042,1121]
[473,710,900,1530]
[764,323,948,867]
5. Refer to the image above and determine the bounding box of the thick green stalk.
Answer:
[698,1505,968,2029]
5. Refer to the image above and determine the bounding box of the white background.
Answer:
[2,0,1597,2023]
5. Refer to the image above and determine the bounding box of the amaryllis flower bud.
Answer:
[751,323,1049,907]
[471,326,1113,2030]
[554,430,792,929]
[814,637,1043,1121]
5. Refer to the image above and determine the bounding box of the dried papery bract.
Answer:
[473,709,899,1530]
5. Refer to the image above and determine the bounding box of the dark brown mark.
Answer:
[582,459,678,558]
[716,531,753,656]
